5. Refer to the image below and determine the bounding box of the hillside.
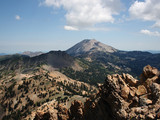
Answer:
[0,65,97,119]
[0,51,81,72]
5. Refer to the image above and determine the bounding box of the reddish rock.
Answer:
[34,112,50,120]
[69,100,84,120]
[129,87,137,97]
[156,112,160,119]
[126,74,138,86]
[136,85,147,96]
[121,86,130,99]
[143,65,159,78]
[145,76,159,92]
[57,105,69,120]
[147,114,155,120]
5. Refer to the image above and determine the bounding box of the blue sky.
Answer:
[0,0,160,53]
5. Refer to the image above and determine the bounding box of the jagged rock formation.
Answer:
[98,65,160,119]
[78,65,160,120]
[30,65,160,120]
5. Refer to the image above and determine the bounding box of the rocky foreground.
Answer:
[28,65,160,120]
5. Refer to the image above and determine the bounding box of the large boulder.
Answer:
[142,65,159,79]
[136,85,147,96]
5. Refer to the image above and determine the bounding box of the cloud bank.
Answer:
[140,29,160,37]
[41,0,123,30]
[129,0,160,28]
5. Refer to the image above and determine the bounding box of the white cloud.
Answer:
[152,21,160,28]
[129,0,160,28]
[15,15,21,20]
[140,29,160,37]
[64,26,78,31]
[41,0,123,30]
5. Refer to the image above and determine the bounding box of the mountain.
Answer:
[62,39,160,85]
[21,51,44,57]
[66,39,117,56]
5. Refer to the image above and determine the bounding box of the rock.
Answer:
[145,99,152,105]
[121,86,130,99]
[122,73,126,79]
[126,73,138,86]
[129,87,137,97]
[117,109,128,119]
[130,96,139,107]
[143,65,159,79]
[136,85,147,96]
[57,105,69,120]
[147,114,155,120]
[151,83,160,97]
[69,100,84,120]
[34,112,50,120]
[145,76,159,93]
[139,97,152,106]
[156,111,160,119]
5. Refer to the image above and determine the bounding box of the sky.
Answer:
[0,0,160,53]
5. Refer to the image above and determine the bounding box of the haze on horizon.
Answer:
[0,0,160,53]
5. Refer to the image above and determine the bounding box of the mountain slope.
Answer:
[0,65,97,119]
[66,39,117,56]
[0,51,80,72]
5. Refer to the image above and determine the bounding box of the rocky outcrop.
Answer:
[69,100,84,120]
[68,65,160,120]
[78,65,160,120]
[26,100,69,120]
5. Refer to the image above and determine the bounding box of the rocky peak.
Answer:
[81,65,160,119]
[66,39,117,56]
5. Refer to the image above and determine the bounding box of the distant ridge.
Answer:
[0,53,7,56]
[22,51,44,57]
[146,50,160,54]
[66,39,117,56]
